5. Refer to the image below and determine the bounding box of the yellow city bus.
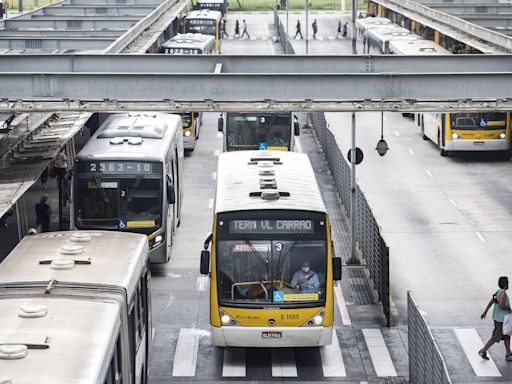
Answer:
[417,112,511,156]
[184,10,222,53]
[200,150,342,347]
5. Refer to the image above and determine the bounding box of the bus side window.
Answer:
[128,305,136,374]
[105,333,123,384]
[139,274,148,334]
[136,284,143,340]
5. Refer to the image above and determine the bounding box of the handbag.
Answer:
[503,314,512,336]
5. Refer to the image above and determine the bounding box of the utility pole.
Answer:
[18,0,23,13]
[347,0,360,265]
[305,0,309,54]
[286,0,289,54]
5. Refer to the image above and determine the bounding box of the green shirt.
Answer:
[492,289,510,323]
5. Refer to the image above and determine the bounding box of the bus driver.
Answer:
[291,261,320,292]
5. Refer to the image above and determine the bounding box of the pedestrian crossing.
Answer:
[153,326,512,380]
[222,34,345,41]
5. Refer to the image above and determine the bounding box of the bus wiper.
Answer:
[94,175,109,203]
[128,174,143,202]
[276,236,303,283]
[243,239,268,267]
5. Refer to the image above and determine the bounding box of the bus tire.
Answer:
[422,134,428,140]
[440,149,449,157]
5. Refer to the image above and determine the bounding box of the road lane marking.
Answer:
[172,328,200,376]
[217,132,223,138]
[426,170,433,178]
[222,347,246,377]
[448,198,460,209]
[212,172,217,180]
[362,329,397,377]
[475,231,486,243]
[455,328,500,377]
[196,276,209,291]
[334,283,351,325]
[320,331,347,377]
[208,198,214,209]
[271,349,297,377]
[394,130,400,137]
[408,148,415,155]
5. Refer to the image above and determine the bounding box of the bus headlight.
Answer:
[148,234,164,248]
[452,133,460,140]
[500,132,506,139]
[313,315,324,326]
[221,314,231,325]
[184,130,192,137]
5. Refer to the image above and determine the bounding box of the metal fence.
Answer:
[275,11,295,54]
[306,111,391,326]
[408,292,452,384]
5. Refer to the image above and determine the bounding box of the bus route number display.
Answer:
[229,220,314,234]
[79,161,159,175]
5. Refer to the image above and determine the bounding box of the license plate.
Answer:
[262,331,282,339]
[473,141,484,146]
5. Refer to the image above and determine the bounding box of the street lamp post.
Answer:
[305,0,309,54]
[286,0,289,54]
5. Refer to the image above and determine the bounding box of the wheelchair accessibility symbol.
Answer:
[273,291,284,303]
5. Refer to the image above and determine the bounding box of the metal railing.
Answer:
[306,111,391,326]
[408,292,452,384]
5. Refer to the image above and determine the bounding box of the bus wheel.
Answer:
[440,149,449,157]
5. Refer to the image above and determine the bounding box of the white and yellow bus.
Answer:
[0,231,151,383]
[72,113,184,263]
[200,151,342,347]
[184,10,222,52]
[218,112,300,151]
[159,33,215,151]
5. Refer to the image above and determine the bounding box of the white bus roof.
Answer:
[77,112,182,163]
[367,26,417,45]
[389,39,450,55]
[215,151,326,214]
[161,33,215,50]
[186,9,222,20]
[355,17,392,31]
[0,230,149,299]
[0,297,120,384]
[197,0,224,4]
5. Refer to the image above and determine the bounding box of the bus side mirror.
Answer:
[200,250,210,275]
[293,115,300,136]
[333,257,342,281]
[218,116,224,132]
[166,177,176,204]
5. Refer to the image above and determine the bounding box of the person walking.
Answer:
[40,166,49,190]
[234,19,240,38]
[479,276,512,361]
[336,20,342,39]
[294,20,303,39]
[221,19,229,38]
[53,150,68,183]
[35,194,51,233]
[342,22,348,38]
[241,19,250,39]
[312,19,318,39]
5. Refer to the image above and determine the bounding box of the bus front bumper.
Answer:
[183,135,195,150]
[211,326,332,347]
[446,139,509,152]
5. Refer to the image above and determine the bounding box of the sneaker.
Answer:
[506,353,512,361]
[479,350,489,360]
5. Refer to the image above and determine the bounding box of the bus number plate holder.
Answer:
[473,141,484,146]
[262,331,282,339]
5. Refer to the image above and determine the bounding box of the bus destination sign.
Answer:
[78,161,162,175]
[229,220,314,234]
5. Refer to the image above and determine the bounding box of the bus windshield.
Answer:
[75,174,162,234]
[217,239,327,307]
[450,112,507,130]
[226,114,292,151]
[186,19,217,35]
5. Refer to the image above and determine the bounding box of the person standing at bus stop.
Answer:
[53,150,68,183]
[35,194,51,233]
[479,276,512,361]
